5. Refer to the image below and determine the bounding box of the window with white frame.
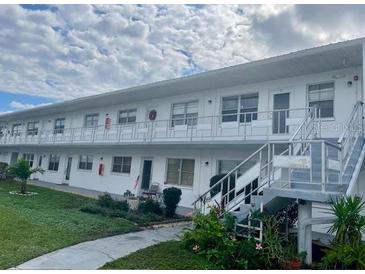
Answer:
[84,114,99,128]
[222,93,258,123]
[27,121,39,136]
[54,118,65,134]
[308,82,334,118]
[22,153,34,167]
[171,101,198,127]
[48,154,60,171]
[78,155,93,170]
[118,109,137,125]
[111,156,132,174]
[166,158,195,186]
[12,123,22,136]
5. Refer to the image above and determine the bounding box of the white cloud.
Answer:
[0,4,364,101]
[9,101,51,110]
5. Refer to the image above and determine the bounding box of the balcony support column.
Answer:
[297,200,312,265]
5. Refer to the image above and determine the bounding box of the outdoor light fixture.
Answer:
[347,81,353,87]
[205,161,209,166]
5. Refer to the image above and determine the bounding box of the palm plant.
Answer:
[9,159,44,194]
[328,196,365,247]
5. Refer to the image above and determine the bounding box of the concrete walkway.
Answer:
[14,223,189,270]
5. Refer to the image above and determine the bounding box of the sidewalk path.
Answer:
[14,223,189,270]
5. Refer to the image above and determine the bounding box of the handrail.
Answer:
[192,143,269,206]
[0,107,311,146]
[192,138,342,210]
[337,101,363,144]
[225,147,289,212]
[289,107,316,142]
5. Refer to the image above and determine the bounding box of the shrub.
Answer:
[138,198,163,215]
[328,196,365,247]
[260,215,286,269]
[97,193,116,208]
[320,196,365,269]
[126,212,165,225]
[163,187,182,217]
[182,206,264,269]
[320,244,365,270]
[80,203,128,218]
[0,162,9,180]
[8,159,43,194]
[96,193,130,212]
[114,200,129,212]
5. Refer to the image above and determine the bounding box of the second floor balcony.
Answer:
[0,108,311,146]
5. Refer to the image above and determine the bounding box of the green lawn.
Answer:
[101,241,217,270]
[0,181,137,269]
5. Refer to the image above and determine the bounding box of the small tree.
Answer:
[9,159,44,194]
[163,187,182,217]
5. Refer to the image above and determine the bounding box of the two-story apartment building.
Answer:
[1,38,365,262]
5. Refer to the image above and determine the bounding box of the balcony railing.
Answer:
[0,108,311,146]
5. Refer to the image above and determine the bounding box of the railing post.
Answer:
[321,141,326,192]
[339,147,343,190]
[318,108,322,138]
[267,143,271,187]
[288,143,292,188]
[361,102,364,138]
[92,127,96,143]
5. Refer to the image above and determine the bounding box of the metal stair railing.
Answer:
[192,106,318,214]
[337,101,363,171]
[192,143,269,214]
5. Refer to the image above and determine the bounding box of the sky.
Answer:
[1,4,365,113]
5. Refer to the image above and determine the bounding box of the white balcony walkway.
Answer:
[0,108,310,146]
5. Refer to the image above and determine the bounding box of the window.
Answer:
[22,153,34,167]
[54,118,65,134]
[84,114,99,128]
[308,82,334,118]
[166,158,195,186]
[48,154,60,171]
[222,93,258,123]
[12,124,22,136]
[171,101,198,127]
[112,156,132,174]
[217,159,256,176]
[118,109,137,125]
[78,155,93,170]
[27,121,39,136]
[0,125,4,137]
[38,155,43,167]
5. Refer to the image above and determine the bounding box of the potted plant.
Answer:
[282,258,302,270]
[123,190,139,210]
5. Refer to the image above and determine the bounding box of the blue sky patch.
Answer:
[0,91,55,113]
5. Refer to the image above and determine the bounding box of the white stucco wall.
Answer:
[1,66,361,140]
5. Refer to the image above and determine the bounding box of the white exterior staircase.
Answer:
[193,102,365,241]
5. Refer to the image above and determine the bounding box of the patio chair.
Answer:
[142,182,162,200]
